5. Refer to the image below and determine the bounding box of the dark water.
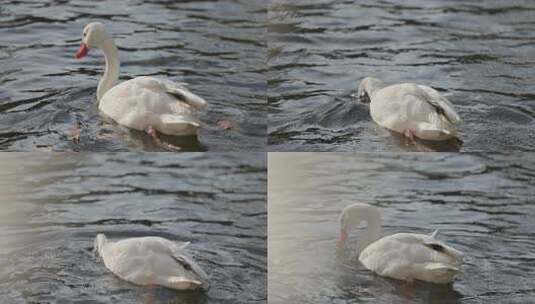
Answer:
[268,0,535,152]
[0,153,267,304]
[0,0,266,151]
[269,153,535,303]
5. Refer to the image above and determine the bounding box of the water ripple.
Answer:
[269,153,535,303]
[268,0,535,151]
[0,0,266,151]
[0,153,267,304]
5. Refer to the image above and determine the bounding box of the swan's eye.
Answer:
[360,92,371,103]
[83,32,87,37]
[430,244,444,252]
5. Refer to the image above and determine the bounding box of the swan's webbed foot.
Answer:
[216,119,235,131]
[399,279,415,298]
[164,143,182,152]
[146,125,182,152]
[453,137,463,148]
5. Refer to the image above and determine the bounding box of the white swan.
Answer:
[337,203,464,284]
[75,22,207,150]
[357,77,462,141]
[94,234,210,290]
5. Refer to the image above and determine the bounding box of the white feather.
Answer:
[78,22,207,136]
[94,234,210,291]
[358,77,462,141]
[339,203,464,284]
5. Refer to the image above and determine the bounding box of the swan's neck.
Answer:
[94,235,109,257]
[341,204,382,253]
[97,38,120,101]
[357,214,381,253]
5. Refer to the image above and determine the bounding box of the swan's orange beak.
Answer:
[75,43,89,59]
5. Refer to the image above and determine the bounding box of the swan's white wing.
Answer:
[132,76,208,111]
[359,233,461,284]
[136,237,210,289]
[99,77,204,135]
[416,85,462,125]
[132,236,194,258]
[165,83,208,112]
[359,234,417,281]
[101,236,209,290]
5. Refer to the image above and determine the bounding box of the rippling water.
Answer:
[0,0,266,151]
[0,153,267,303]
[268,0,535,152]
[268,153,535,303]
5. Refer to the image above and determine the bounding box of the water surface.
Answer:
[268,0,535,151]
[269,153,535,303]
[0,0,266,151]
[0,153,267,304]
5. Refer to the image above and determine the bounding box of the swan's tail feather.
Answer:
[159,114,200,127]
[417,122,452,134]
[417,122,457,140]
[417,85,462,125]
[177,241,191,250]
[154,114,201,136]
[425,263,459,272]
[165,276,204,290]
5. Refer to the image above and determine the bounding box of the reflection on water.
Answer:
[0,0,266,151]
[0,153,267,304]
[268,153,535,303]
[268,0,535,152]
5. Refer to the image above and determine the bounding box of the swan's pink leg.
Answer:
[403,129,416,144]
[146,125,181,152]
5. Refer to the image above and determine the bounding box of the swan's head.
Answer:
[177,254,211,291]
[337,203,382,252]
[93,233,107,256]
[357,77,382,103]
[75,22,111,59]
[419,230,464,283]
